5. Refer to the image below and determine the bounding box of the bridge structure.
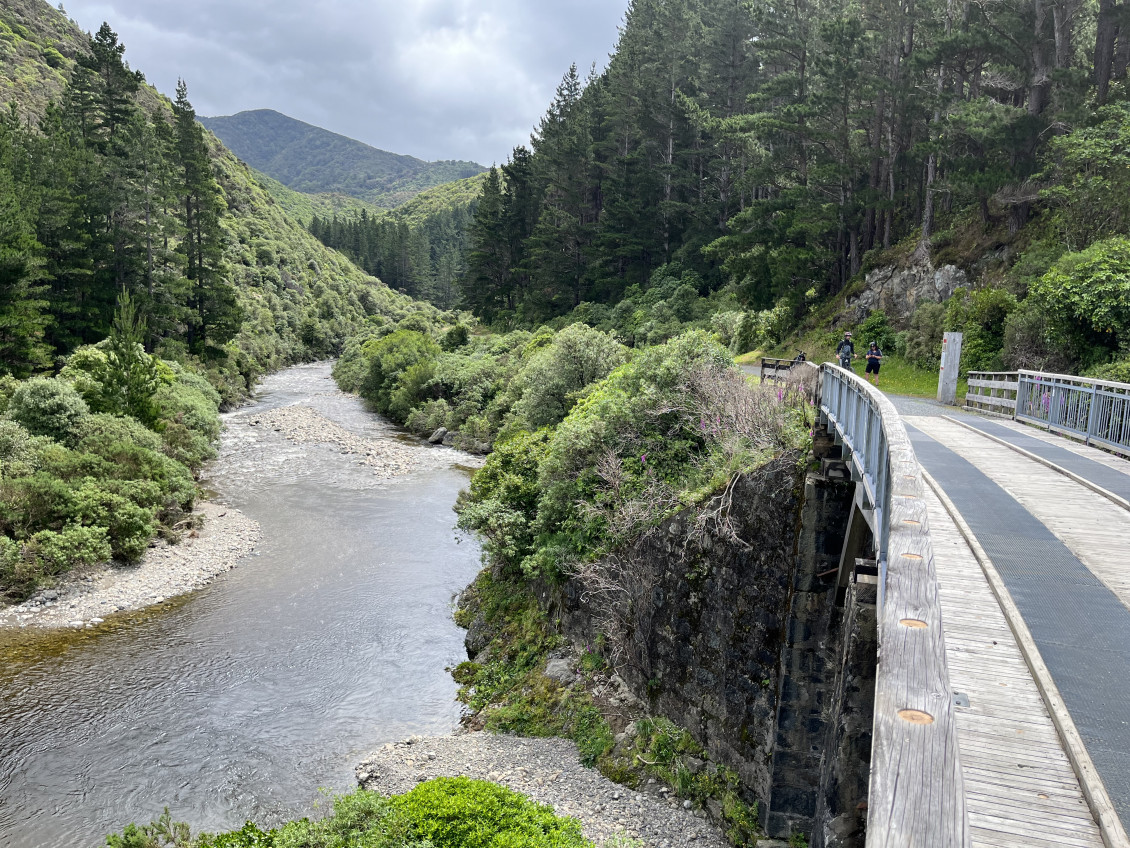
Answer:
[766,357,1130,848]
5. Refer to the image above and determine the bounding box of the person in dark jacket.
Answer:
[865,341,883,386]
[835,331,855,370]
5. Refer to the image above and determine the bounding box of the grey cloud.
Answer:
[62,0,624,164]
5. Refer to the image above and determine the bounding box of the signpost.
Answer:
[938,332,963,405]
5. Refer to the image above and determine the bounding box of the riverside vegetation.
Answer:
[0,2,466,600]
[326,305,811,842]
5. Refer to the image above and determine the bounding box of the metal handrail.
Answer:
[1016,370,1130,457]
[962,369,1130,457]
[818,362,971,847]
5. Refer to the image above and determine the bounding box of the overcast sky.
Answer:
[59,0,626,165]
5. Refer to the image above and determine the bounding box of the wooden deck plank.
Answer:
[908,416,1130,612]
[921,484,1104,848]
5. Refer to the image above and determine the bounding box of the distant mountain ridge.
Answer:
[199,109,485,209]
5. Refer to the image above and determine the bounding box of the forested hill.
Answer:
[463,0,1130,377]
[309,174,487,310]
[199,109,486,209]
[0,0,449,400]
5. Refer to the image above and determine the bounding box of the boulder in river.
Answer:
[428,427,447,444]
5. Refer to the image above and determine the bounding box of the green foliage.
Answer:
[1001,299,1075,372]
[902,302,946,368]
[104,809,193,848]
[855,311,897,353]
[359,329,442,418]
[1033,237,1130,342]
[512,324,628,429]
[1042,104,1130,251]
[393,777,590,848]
[456,430,549,572]
[196,821,276,848]
[6,376,89,440]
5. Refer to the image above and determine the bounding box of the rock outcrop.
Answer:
[843,260,967,325]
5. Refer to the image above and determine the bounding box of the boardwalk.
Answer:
[886,398,1130,845]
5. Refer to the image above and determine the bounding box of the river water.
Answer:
[0,364,483,848]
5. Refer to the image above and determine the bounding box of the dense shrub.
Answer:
[6,378,90,441]
[458,331,810,579]
[903,302,946,367]
[1001,299,1076,372]
[72,413,164,455]
[855,310,897,353]
[1,355,218,598]
[1086,359,1130,383]
[110,782,590,848]
[360,330,442,416]
[1033,237,1130,343]
[512,324,628,429]
[393,777,589,848]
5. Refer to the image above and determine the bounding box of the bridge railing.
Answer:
[819,363,971,848]
[966,369,1130,458]
[965,371,1018,416]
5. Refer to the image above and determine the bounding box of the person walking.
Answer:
[835,331,855,370]
[865,341,883,386]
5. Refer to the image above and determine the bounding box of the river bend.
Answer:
[0,363,482,848]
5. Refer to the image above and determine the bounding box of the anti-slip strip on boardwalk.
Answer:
[906,425,1130,828]
[952,415,1130,501]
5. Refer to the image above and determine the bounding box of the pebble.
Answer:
[355,733,729,848]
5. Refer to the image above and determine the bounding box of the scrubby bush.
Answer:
[6,377,90,441]
[458,331,810,579]
[1086,359,1130,383]
[72,413,164,455]
[360,330,442,417]
[393,777,590,848]
[1033,236,1130,344]
[0,420,51,478]
[512,324,629,429]
[1001,299,1076,372]
[903,302,946,367]
[855,310,897,353]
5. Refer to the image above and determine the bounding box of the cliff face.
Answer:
[842,260,968,326]
[541,448,873,845]
[545,455,806,797]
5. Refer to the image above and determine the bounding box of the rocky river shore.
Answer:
[0,399,480,631]
[0,501,261,630]
[356,732,740,848]
[244,402,483,478]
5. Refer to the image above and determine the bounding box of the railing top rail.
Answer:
[1018,369,1130,392]
[966,370,1019,379]
[818,362,971,848]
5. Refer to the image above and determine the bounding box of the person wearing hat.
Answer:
[835,330,856,370]
[864,341,883,386]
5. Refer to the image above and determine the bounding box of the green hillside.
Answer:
[199,109,485,209]
[456,0,1130,380]
[0,0,85,123]
[0,0,450,403]
[251,171,388,226]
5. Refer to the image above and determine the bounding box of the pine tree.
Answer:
[172,81,241,356]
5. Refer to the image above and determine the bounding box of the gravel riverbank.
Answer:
[245,403,483,478]
[1,398,478,631]
[356,733,733,848]
[0,501,260,630]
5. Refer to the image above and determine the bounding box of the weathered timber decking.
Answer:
[901,413,1130,841]
[922,483,1104,848]
[908,416,1130,612]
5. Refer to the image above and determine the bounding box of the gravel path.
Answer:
[0,501,260,630]
[356,733,732,848]
[247,405,483,478]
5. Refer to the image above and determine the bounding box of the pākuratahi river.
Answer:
[0,363,483,848]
